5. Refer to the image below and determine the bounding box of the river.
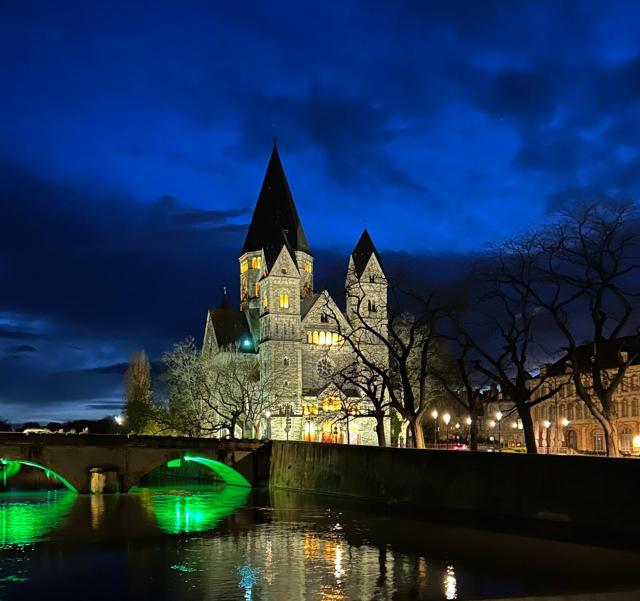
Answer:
[1,483,639,600]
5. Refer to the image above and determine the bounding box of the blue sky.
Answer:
[2,0,640,421]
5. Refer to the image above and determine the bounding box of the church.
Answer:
[203,144,390,445]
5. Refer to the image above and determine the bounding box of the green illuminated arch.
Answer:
[182,455,252,488]
[0,458,78,493]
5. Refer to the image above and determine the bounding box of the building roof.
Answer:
[301,292,323,319]
[207,306,255,352]
[351,228,382,278]
[546,335,640,376]
[242,143,311,267]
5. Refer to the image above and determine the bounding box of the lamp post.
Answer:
[495,410,503,449]
[265,410,272,439]
[465,416,472,446]
[431,409,439,445]
[443,413,451,446]
[560,417,570,451]
[543,420,551,453]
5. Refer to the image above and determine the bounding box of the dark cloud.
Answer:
[0,326,47,340]
[7,345,37,353]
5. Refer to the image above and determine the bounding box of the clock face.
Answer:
[317,357,334,379]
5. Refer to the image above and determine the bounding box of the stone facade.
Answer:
[203,145,390,445]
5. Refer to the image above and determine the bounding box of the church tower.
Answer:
[346,228,388,347]
[239,143,311,436]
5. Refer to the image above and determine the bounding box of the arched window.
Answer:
[240,260,248,273]
[283,357,289,367]
[255,283,260,297]
[320,313,328,323]
[368,300,377,312]
[319,331,326,345]
[593,430,605,453]
[620,427,633,452]
[621,399,630,418]
[251,256,262,269]
[566,430,578,450]
[312,331,319,345]
[633,398,639,417]
[279,294,289,309]
[263,294,268,309]
[332,332,340,345]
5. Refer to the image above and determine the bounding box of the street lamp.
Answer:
[560,417,570,450]
[495,411,503,448]
[543,420,551,453]
[465,416,472,446]
[443,413,451,445]
[431,409,439,444]
[265,410,272,439]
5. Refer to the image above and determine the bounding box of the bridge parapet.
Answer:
[0,434,270,493]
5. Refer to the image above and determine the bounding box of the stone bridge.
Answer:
[0,433,270,493]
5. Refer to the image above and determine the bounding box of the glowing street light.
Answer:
[431,409,439,444]
[443,413,451,446]
[495,411,503,448]
[633,434,640,455]
[114,415,125,427]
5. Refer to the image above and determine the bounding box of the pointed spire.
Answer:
[242,144,311,265]
[220,286,230,310]
[351,228,383,278]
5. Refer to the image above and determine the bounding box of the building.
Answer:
[203,144,390,445]
[529,336,640,454]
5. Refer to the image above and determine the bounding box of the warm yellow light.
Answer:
[511,421,518,429]
[279,294,289,309]
[465,416,472,425]
[251,257,262,269]
[633,434,640,450]
[560,417,570,427]
[431,409,438,420]
[489,420,496,428]
[495,411,503,421]
[543,420,551,429]
[443,413,451,425]
[240,260,248,273]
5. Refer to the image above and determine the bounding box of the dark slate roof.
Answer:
[351,228,382,278]
[546,335,640,376]
[301,292,323,319]
[208,308,255,352]
[242,143,311,267]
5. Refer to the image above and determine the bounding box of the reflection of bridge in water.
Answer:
[0,434,269,493]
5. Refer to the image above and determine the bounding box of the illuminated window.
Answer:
[332,332,340,345]
[251,257,262,269]
[312,331,319,344]
[304,261,312,273]
[254,283,260,297]
[319,331,326,345]
[240,260,248,273]
[279,294,289,309]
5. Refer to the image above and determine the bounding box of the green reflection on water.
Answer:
[0,490,76,548]
[133,484,250,535]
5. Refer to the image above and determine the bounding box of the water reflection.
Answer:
[0,490,76,548]
[0,485,639,600]
[133,484,250,535]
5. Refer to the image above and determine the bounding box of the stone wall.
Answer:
[269,441,640,539]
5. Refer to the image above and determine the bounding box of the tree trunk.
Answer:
[469,419,478,451]
[602,417,620,458]
[374,410,387,447]
[518,404,538,454]
[410,417,426,449]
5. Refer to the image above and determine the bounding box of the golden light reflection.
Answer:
[444,564,458,599]
[90,494,105,530]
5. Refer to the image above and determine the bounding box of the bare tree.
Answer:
[457,247,565,453]
[123,350,153,433]
[331,358,391,446]
[521,202,640,457]
[326,279,448,449]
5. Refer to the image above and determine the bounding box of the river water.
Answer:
[1,483,639,600]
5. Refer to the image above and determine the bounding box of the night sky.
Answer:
[2,1,640,422]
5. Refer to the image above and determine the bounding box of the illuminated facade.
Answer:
[203,144,390,445]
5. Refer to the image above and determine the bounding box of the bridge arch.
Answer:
[0,458,78,492]
[129,452,252,491]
